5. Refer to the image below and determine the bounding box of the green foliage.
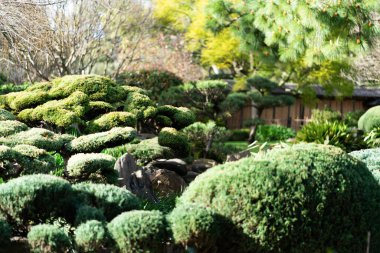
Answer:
[350,148,380,185]
[7,90,50,112]
[117,69,183,102]
[169,204,219,250]
[0,83,29,95]
[227,128,250,141]
[107,210,167,253]
[124,92,155,120]
[158,127,190,157]
[359,106,380,132]
[0,175,75,234]
[0,120,28,137]
[67,153,117,184]
[103,138,174,165]
[0,219,11,245]
[0,109,16,120]
[66,127,137,154]
[49,75,125,102]
[157,105,196,129]
[344,110,365,128]
[27,224,72,253]
[182,121,227,158]
[75,220,110,253]
[74,206,106,226]
[256,125,295,142]
[179,144,380,252]
[311,108,341,123]
[0,128,74,151]
[296,121,365,152]
[86,112,136,133]
[142,194,178,215]
[364,127,380,148]
[72,182,141,221]
[87,101,115,119]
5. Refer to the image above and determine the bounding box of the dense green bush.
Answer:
[27,224,71,253]
[8,90,50,112]
[0,175,75,234]
[364,127,380,148]
[67,153,117,184]
[359,106,380,132]
[344,110,365,127]
[178,144,380,252]
[156,105,196,129]
[103,137,174,165]
[227,128,250,141]
[311,108,341,123]
[0,108,16,120]
[66,127,136,154]
[75,220,110,252]
[124,92,155,120]
[73,182,140,221]
[74,205,106,225]
[296,121,364,151]
[0,83,29,95]
[107,210,167,253]
[0,120,28,136]
[169,204,219,250]
[158,127,190,157]
[0,219,11,245]
[350,148,380,184]
[86,112,136,133]
[256,124,295,142]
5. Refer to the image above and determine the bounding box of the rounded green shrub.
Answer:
[0,175,75,233]
[8,90,50,111]
[350,148,380,184]
[0,120,28,137]
[73,182,140,221]
[87,101,115,118]
[157,105,195,129]
[0,108,16,121]
[158,127,190,157]
[169,204,219,250]
[359,106,380,132]
[0,219,11,245]
[86,112,137,133]
[74,205,105,226]
[27,224,72,253]
[75,220,110,253]
[107,210,167,253]
[178,143,380,253]
[124,92,155,120]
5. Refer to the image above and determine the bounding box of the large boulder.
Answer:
[150,169,187,197]
[149,158,187,176]
[191,159,218,173]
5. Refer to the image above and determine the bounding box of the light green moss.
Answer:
[8,90,50,111]
[0,120,28,137]
[124,92,155,119]
[86,112,137,133]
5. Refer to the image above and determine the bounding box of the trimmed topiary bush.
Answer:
[158,127,190,157]
[7,90,50,111]
[169,204,220,250]
[350,148,380,184]
[67,153,117,184]
[0,120,28,137]
[178,143,380,253]
[107,210,167,253]
[124,92,155,120]
[0,219,11,245]
[86,112,136,133]
[0,108,16,120]
[27,224,72,253]
[73,182,141,221]
[75,220,110,253]
[0,175,75,234]
[359,106,380,132]
[66,127,137,154]
[74,205,105,226]
[157,105,195,129]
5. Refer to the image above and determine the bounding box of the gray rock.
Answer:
[149,158,187,176]
[183,171,200,184]
[191,159,218,173]
[226,150,251,162]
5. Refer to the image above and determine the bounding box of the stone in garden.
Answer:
[183,171,200,184]
[114,153,157,202]
[191,159,218,173]
[226,150,251,162]
[150,169,187,197]
[149,158,187,176]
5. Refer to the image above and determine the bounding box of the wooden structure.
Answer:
[227,85,380,130]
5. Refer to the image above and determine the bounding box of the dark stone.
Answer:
[191,159,218,173]
[226,150,251,162]
[183,171,200,184]
[150,158,187,176]
[149,169,187,197]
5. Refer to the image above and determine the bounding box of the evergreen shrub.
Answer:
[75,220,110,253]
[0,219,11,245]
[86,112,136,133]
[74,205,106,226]
[27,224,71,253]
[158,127,190,157]
[359,106,380,132]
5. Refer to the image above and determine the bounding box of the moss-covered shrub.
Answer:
[75,220,110,253]
[103,138,174,165]
[158,127,190,157]
[8,90,50,111]
[0,108,16,120]
[66,127,136,154]
[359,106,380,132]
[74,205,106,226]
[157,105,195,129]
[0,219,11,245]
[86,112,136,133]
[350,148,380,184]
[124,92,155,120]
[49,75,125,102]
[178,144,380,253]
[86,101,115,118]
[0,145,56,179]
[107,210,167,253]
[27,224,72,253]
[0,120,28,137]
[169,204,219,250]
[67,153,117,184]
[0,128,74,151]
[73,182,140,221]
[0,175,75,233]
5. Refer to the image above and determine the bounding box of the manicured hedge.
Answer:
[178,144,380,252]
[75,220,110,252]
[27,224,71,253]
[350,148,380,184]
[86,112,136,133]
[359,106,380,132]
[158,127,190,157]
